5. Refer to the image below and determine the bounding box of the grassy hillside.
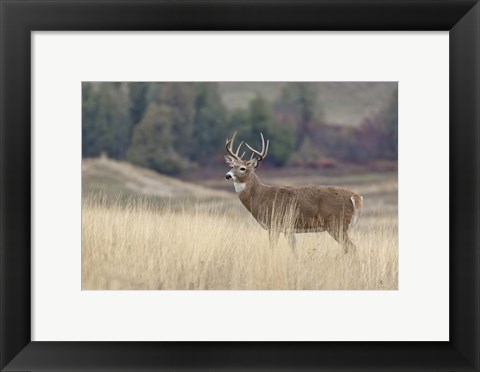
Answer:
[82,157,231,200]
[82,158,397,290]
[218,82,396,126]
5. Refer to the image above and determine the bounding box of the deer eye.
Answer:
[239,167,246,172]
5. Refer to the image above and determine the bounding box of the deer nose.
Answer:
[225,173,232,180]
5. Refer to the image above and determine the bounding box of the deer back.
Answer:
[239,183,359,232]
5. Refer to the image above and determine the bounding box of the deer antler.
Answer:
[245,132,269,162]
[225,131,245,161]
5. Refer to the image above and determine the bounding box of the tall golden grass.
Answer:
[82,194,398,290]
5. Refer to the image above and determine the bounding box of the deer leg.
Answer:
[286,233,297,255]
[268,229,280,248]
[328,228,356,254]
[343,237,357,254]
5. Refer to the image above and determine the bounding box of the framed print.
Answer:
[1,1,479,371]
[33,34,445,343]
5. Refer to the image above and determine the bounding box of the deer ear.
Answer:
[224,155,236,167]
[246,158,259,168]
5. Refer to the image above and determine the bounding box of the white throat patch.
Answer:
[234,182,246,193]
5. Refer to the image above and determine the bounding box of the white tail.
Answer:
[349,195,363,229]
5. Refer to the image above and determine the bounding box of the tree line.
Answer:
[82,82,397,174]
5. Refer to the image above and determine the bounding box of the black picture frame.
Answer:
[1,1,479,371]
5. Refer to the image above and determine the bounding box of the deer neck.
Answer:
[234,172,260,193]
[236,172,265,209]
[234,181,247,193]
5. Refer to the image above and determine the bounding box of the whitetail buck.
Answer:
[224,132,363,253]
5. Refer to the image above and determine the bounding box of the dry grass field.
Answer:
[82,158,398,290]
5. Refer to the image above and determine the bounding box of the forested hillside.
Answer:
[218,82,395,126]
[82,82,397,175]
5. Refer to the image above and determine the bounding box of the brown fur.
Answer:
[225,155,363,252]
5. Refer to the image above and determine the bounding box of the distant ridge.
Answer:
[82,157,231,199]
[218,82,396,127]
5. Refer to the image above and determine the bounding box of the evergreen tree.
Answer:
[164,83,196,158]
[127,102,190,174]
[129,82,149,127]
[247,94,295,166]
[192,83,227,160]
[111,82,133,159]
[82,83,100,157]
[228,108,251,141]
[82,82,132,159]
[383,87,398,160]
[276,83,319,149]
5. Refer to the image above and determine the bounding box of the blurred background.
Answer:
[82,82,397,175]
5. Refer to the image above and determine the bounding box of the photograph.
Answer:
[82,82,398,290]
